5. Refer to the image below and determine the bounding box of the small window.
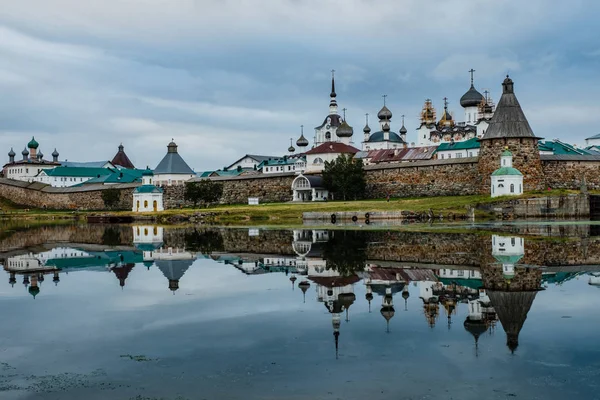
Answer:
[510,184,515,193]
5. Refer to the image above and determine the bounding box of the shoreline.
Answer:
[0,190,591,225]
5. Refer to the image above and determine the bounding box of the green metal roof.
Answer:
[434,137,480,153]
[437,277,483,291]
[45,250,143,269]
[492,166,523,176]
[42,167,113,178]
[134,185,163,194]
[493,254,524,264]
[538,140,595,155]
[502,149,513,156]
[258,157,303,168]
[83,168,145,184]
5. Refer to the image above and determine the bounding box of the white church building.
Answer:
[132,169,164,212]
[491,149,523,198]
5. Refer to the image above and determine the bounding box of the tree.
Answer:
[101,188,121,209]
[184,180,224,208]
[322,230,368,276]
[322,154,366,200]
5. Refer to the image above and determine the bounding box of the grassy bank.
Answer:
[0,189,585,224]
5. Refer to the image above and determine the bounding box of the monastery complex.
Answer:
[1,71,600,210]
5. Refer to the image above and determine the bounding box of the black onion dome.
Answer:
[38,150,44,159]
[399,124,407,134]
[22,147,29,156]
[460,85,485,108]
[8,148,15,157]
[296,135,309,147]
[288,145,295,153]
[336,120,354,138]
[378,105,392,120]
[52,148,59,157]
[363,124,371,134]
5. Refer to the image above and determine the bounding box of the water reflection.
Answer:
[2,225,598,358]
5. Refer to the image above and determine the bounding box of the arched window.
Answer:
[325,132,331,140]
[144,200,148,208]
[510,184,515,193]
[313,157,324,164]
[136,201,140,211]
[519,184,522,193]
[498,184,504,188]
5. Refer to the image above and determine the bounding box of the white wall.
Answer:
[491,175,523,198]
[132,193,164,212]
[33,173,91,187]
[154,173,195,186]
[4,164,56,183]
[437,148,480,160]
[305,152,346,173]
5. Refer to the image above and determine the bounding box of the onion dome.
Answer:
[27,136,39,149]
[288,145,295,153]
[378,105,392,120]
[382,123,391,132]
[29,285,40,298]
[363,123,371,134]
[298,281,310,292]
[52,148,59,158]
[336,119,354,138]
[399,125,407,135]
[402,289,410,300]
[8,148,15,157]
[22,147,29,156]
[37,150,44,159]
[460,85,485,108]
[296,134,309,147]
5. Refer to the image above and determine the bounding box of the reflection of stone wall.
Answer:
[0,224,133,253]
[0,178,135,210]
[481,265,542,291]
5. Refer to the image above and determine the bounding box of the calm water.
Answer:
[1,223,599,400]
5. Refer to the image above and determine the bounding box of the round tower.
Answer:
[477,76,544,193]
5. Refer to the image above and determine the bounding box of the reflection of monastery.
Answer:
[3,227,600,355]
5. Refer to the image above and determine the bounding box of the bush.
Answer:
[101,188,121,209]
[322,154,366,200]
[185,180,224,207]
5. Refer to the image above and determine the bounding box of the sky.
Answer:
[1,0,600,172]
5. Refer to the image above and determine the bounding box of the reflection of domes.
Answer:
[464,317,488,340]
[29,285,40,298]
[380,305,395,321]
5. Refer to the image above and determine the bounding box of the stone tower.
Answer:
[477,76,544,193]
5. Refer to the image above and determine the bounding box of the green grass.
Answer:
[0,189,588,224]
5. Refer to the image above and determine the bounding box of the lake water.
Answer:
[1,222,599,400]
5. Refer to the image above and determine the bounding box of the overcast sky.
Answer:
[1,0,599,171]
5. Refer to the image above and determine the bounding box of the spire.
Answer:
[328,70,338,114]
[469,68,475,87]
[330,69,336,98]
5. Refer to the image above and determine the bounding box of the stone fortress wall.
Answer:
[1,156,600,210]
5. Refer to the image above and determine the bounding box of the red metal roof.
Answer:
[305,142,360,155]
[367,146,437,164]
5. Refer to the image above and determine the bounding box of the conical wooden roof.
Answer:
[480,76,541,140]
[487,290,538,352]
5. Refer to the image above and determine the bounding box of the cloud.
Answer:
[0,0,599,168]
[432,54,521,81]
